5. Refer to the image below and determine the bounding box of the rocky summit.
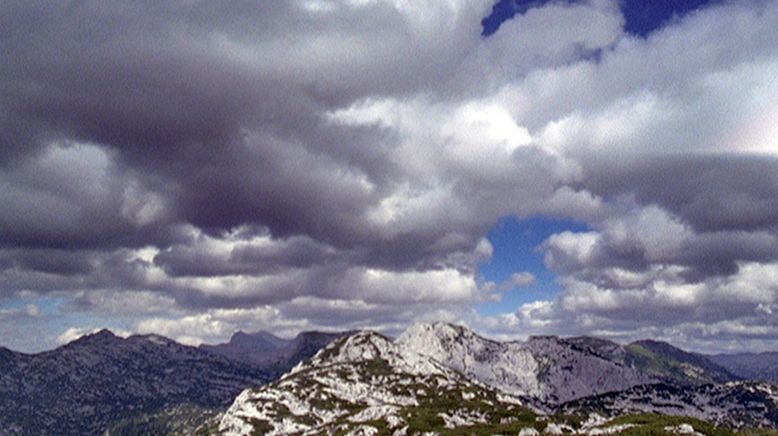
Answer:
[218,330,535,435]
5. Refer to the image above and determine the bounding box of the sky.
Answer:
[1,0,778,353]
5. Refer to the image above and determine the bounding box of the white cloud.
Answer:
[135,306,299,346]
[57,327,131,345]
[504,272,537,289]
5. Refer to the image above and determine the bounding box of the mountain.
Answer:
[396,322,736,405]
[215,327,778,435]
[0,330,274,436]
[201,330,350,377]
[2,322,775,434]
[217,331,542,435]
[560,381,778,429]
[625,339,738,385]
[708,352,778,385]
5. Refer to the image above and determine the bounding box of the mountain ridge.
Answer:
[217,324,778,435]
[0,329,346,435]
[396,321,737,404]
[3,323,778,434]
[709,352,778,385]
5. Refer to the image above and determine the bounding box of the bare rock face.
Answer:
[525,335,656,404]
[397,322,654,404]
[396,322,542,397]
[397,322,740,405]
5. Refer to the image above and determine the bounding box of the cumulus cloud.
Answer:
[57,327,131,345]
[1,0,778,351]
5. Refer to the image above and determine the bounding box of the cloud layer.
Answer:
[2,0,778,352]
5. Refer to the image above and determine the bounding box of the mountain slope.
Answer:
[396,322,543,397]
[626,339,738,385]
[524,335,655,404]
[560,381,778,429]
[397,322,740,405]
[708,352,778,385]
[398,322,654,404]
[0,330,272,436]
[218,331,539,435]
[215,326,778,435]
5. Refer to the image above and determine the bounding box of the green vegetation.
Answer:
[625,344,695,384]
[105,403,219,436]
[594,413,778,436]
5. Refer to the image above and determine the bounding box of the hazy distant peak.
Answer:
[294,330,347,340]
[228,330,286,349]
[526,334,563,343]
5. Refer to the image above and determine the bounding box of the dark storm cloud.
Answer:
[155,234,339,277]
[0,0,606,280]
[583,155,778,233]
[0,249,93,276]
[545,155,778,282]
[0,0,494,258]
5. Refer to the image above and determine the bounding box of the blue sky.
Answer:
[482,0,719,36]
[477,217,589,316]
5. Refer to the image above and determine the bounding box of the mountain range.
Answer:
[0,329,345,435]
[218,322,778,434]
[709,352,778,385]
[2,322,778,435]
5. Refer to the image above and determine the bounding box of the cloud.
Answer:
[0,304,41,321]
[56,326,131,345]
[1,0,778,351]
[497,272,537,291]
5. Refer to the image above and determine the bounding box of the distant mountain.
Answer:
[200,330,350,377]
[708,352,778,385]
[0,329,338,436]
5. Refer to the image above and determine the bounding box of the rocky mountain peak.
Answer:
[315,330,393,361]
[65,329,121,348]
[397,321,488,357]
[219,328,531,435]
[302,330,420,373]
